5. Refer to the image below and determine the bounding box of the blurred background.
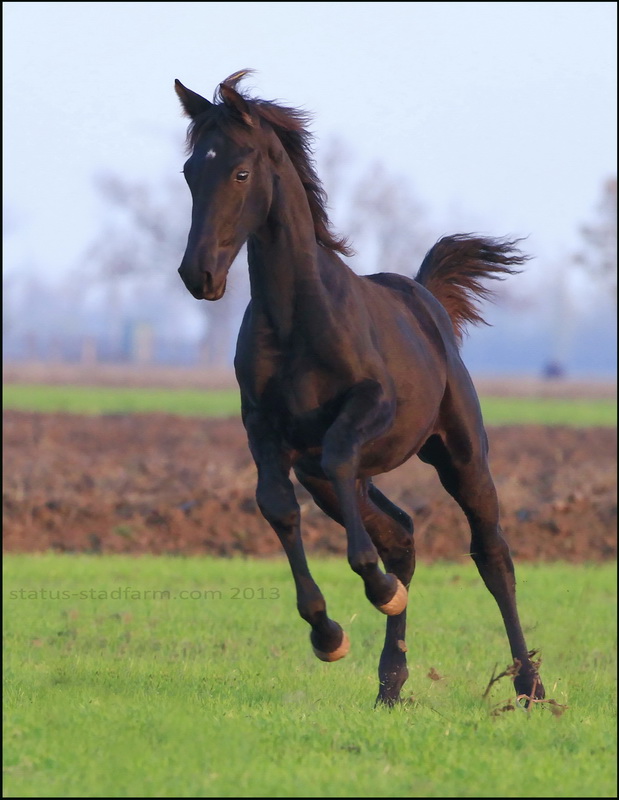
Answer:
[3,1,617,380]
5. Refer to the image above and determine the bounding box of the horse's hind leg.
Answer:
[295,469,415,704]
[419,419,544,700]
[367,482,416,706]
[245,411,349,662]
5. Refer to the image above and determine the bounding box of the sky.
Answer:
[3,1,617,294]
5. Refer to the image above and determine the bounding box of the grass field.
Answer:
[3,383,617,425]
[2,385,242,419]
[3,555,616,798]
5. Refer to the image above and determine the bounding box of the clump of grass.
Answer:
[482,650,569,717]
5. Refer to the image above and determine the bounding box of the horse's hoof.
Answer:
[312,631,350,662]
[376,575,408,616]
[375,693,403,708]
[515,674,545,701]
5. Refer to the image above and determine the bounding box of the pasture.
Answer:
[3,372,616,796]
[3,554,617,798]
[2,381,617,426]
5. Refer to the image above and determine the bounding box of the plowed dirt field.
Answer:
[3,410,616,562]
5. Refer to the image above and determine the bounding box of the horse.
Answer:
[174,70,545,707]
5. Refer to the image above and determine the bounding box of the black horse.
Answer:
[174,70,544,706]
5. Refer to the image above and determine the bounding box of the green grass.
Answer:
[479,396,616,426]
[2,384,241,418]
[3,555,616,797]
[3,383,617,425]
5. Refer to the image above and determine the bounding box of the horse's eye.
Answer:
[235,170,250,182]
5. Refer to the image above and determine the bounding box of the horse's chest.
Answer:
[263,370,345,450]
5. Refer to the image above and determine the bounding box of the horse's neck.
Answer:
[248,178,349,343]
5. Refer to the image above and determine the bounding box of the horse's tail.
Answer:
[414,233,528,345]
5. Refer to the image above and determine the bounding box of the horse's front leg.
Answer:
[245,411,349,661]
[320,380,407,616]
[295,468,415,705]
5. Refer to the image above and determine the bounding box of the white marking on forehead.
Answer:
[205,149,217,160]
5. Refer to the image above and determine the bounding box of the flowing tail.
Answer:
[414,233,529,345]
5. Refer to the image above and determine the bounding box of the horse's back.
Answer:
[363,271,456,349]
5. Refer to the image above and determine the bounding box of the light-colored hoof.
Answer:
[377,576,408,616]
[312,631,350,662]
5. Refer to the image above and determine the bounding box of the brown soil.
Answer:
[3,411,616,562]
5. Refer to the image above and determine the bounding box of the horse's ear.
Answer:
[175,79,213,119]
[219,81,254,127]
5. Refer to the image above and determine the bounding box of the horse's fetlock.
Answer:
[298,598,326,624]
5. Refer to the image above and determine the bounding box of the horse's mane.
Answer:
[186,71,351,257]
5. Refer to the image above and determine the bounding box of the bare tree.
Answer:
[318,140,437,278]
[87,172,187,278]
[85,170,249,367]
[347,161,435,276]
[86,139,439,366]
[576,175,617,300]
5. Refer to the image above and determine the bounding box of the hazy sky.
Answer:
[3,1,617,286]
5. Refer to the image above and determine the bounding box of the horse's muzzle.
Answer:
[201,276,227,301]
[178,266,227,301]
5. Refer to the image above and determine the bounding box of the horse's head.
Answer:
[174,71,273,300]
[175,71,350,300]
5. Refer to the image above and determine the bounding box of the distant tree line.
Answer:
[3,133,615,373]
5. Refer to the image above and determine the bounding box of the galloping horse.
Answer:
[174,70,544,706]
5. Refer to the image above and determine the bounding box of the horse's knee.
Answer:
[256,482,299,530]
[320,440,356,484]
